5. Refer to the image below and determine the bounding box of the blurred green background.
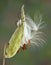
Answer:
[0,0,51,65]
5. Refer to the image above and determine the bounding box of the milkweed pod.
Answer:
[4,5,25,58]
[4,5,46,58]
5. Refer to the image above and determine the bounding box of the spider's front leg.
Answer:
[22,38,30,50]
[27,39,30,47]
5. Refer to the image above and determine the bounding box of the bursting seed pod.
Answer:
[4,5,46,58]
[4,5,25,58]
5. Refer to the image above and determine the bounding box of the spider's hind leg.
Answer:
[22,44,27,50]
[17,48,21,53]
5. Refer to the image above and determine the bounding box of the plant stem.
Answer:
[3,56,5,65]
[3,44,6,65]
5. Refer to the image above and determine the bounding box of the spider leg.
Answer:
[17,48,20,53]
[22,44,27,50]
[27,39,30,47]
